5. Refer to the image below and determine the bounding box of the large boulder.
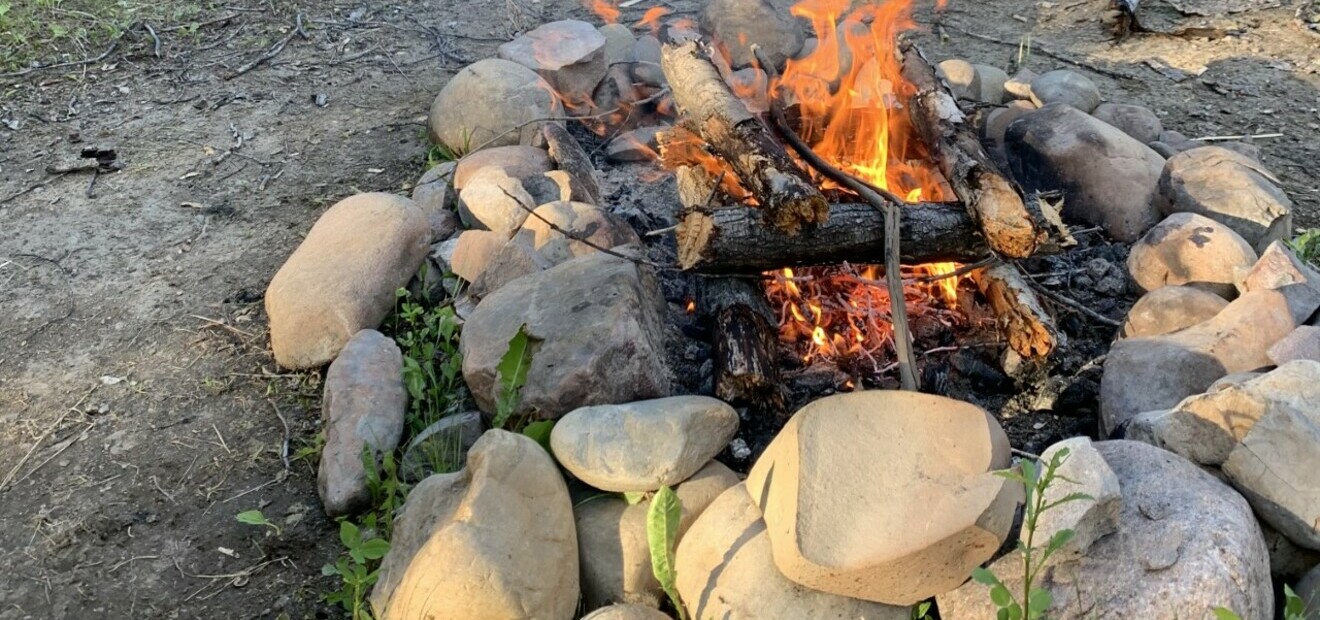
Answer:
[552,396,738,492]
[700,0,805,70]
[939,441,1273,619]
[459,252,672,421]
[576,462,740,610]
[1158,146,1293,252]
[468,229,556,299]
[675,484,910,620]
[318,330,406,517]
[1091,102,1163,145]
[498,20,608,105]
[744,392,1020,605]
[1100,288,1315,434]
[1269,326,1320,364]
[371,430,578,620]
[1126,212,1258,298]
[1223,363,1320,550]
[267,193,430,368]
[458,167,537,235]
[1120,285,1228,338]
[428,59,563,154]
[1006,103,1165,242]
[1031,437,1121,563]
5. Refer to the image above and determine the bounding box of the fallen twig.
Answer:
[939,22,1140,81]
[226,12,307,80]
[1023,267,1122,328]
[1,34,124,79]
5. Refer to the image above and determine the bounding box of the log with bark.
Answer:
[660,40,829,235]
[900,44,1073,259]
[970,262,1059,360]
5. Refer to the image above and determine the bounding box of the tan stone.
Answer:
[448,230,507,283]
[581,605,671,620]
[1159,146,1293,252]
[745,391,1020,605]
[428,59,562,153]
[520,201,641,261]
[453,145,553,190]
[267,193,429,368]
[1121,285,1227,338]
[1127,212,1258,298]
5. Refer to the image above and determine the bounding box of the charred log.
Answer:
[970,263,1059,360]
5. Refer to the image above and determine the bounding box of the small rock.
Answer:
[675,484,910,620]
[498,20,608,106]
[981,100,1037,149]
[460,252,673,420]
[728,67,769,113]
[937,59,981,102]
[318,330,406,517]
[370,430,578,619]
[1269,325,1320,364]
[267,193,430,368]
[973,64,1009,103]
[1006,103,1165,242]
[400,412,485,483]
[412,162,460,241]
[593,64,645,128]
[700,0,805,70]
[453,145,553,191]
[449,230,508,283]
[457,168,535,234]
[1032,437,1122,564]
[939,441,1273,619]
[1158,146,1293,252]
[1298,563,1320,615]
[1238,240,1320,296]
[598,23,637,66]
[1262,522,1320,582]
[1091,102,1163,145]
[552,396,738,492]
[745,391,1020,605]
[581,605,671,620]
[519,201,641,261]
[632,36,664,87]
[1126,212,1259,299]
[428,58,563,153]
[1003,68,1038,100]
[1121,285,1228,338]
[606,126,665,163]
[542,170,593,203]
[1029,69,1102,112]
[469,229,556,298]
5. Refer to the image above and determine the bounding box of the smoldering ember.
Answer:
[3,0,1320,618]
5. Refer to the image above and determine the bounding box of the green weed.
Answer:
[323,520,390,620]
[390,288,465,435]
[1287,228,1320,269]
[647,485,687,620]
[910,601,935,620]
[0,0,203,72]
[492,324,536,430]
[236,509,282,536]
[1215,584,1308,620]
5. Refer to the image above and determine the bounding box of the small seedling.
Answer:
[910,601,935,620]
[522,420,555,453]
[323,520,390,620]
[1287,228,1320,268]
[492,324,536,430]
[648,485,688,620]
[236,509,282,536]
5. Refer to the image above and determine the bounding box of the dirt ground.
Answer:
[0,0,1316,617]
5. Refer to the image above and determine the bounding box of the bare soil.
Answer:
[0,0,1315,618]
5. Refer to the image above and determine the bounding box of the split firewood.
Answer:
[970,263,1059,360]
[660,40,829,235]
[900,43,1073,258]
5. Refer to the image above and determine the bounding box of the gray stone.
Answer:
[1158,146,1293,252]
[1262,522,1320,582]
[1032,437,1122,564]
[1126,212,1258,298]
[598,23,637,65]
[1091,102,1163,145]
[551,396,738,492]
[267,193,430,368]
[498,20,608,106]
[606,126,664,163]
[982,100,1037,149]
[1270,326,1320,364]
[400,412,484,483]
[1006,103,1165,242]
[593,64,644,128]
[1029,69,1102,113]
[1121,285,1228,338]
[1238,241,1320,297]
[519,201,641,262]
[459,252,672,420]
[412,162,460,241]
[457,168,535,234]
[1298,563,1320,616]
[453,145,553,191]
[973,64,1009,104]
[371,430,578,620]
[318,330,406,517]
[1003,68,1038,100]
[428,58,562,153]
[469,229,555,298]
[449,230,508,283]
[939,441,1273,620]
[700,0,805,70]
[937,58,980,102]
[632,36,664,87]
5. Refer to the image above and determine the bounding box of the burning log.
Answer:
[676,201,989,273]
[970,263,1059,360]
[900,44,1073,259]
[660,40,830,235]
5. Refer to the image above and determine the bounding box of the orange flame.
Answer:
[636,7,672,33]
[585,0,620,24]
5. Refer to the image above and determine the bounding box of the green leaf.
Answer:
[623,491,649,505]
[321,563,339,577]
[522,420,555,453]
[971,567,1002,587]
[996,609,1010,620]
[990,584,1013,607]
[492,324,537,429]
[340,520,362,550]
[1007,601,1023,620]
[236,510,269,527]
[359,538,391,560]
[1026,588,1052,619]
[0,4,11,18]
[647,486,687,620]
[1045,528,1075,553]
[1283,584,1305,619]
[1212,608,1243,620]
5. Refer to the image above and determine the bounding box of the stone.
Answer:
[1209,371,1266,392]
[606,126,664,163]
[576,462,740,609]
[1270,326,1320,364]
[598,23,637,66]
[1299,564,1320,616]
[412,162,460,241]
[457,168,536,234]
[1006,104,1165,242]
[1151,361,1320,467]
[1003,68,1038,100]
[371,430,578,620]
[700,0,805,70]
[519,201,642,261]
[1223,365,1320,549]
[632,36,664,87]
[728,67,769,113]
[593,64,645,128]
[744,391,1020,605]
[982,100,1037,148]
[1238,241,1320,296]
[973,63,1009,104]
[1121,409,1173,445]
[1032,437,1122,564]
[1029,69,1102,113]
[581,605,671,620]
[937,58,980,101]
[939,441,1273,620]
[1262,522,1320,581]
[400,412,484,483]
[459,252,672,420]
[498,20,608,105]
[543,169,595,204]
[1091,102,1163,145]
[1158,146,1293,252]
[1100,288,1314,434]
[551,396,739,492]
[449,230,508,283]
[675,484,911,620]
[267,193,430,368]
[1121,285,1228,338]
[469,229,555,298]
[453,145,553,191]
[318,330,406,517]
[1126,212,1258,298]
[428,58,562,153]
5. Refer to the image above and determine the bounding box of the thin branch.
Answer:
[226,12,306,80]
[1021,265,1122,328]
[495,187,669,270]
[1,35,123,79]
